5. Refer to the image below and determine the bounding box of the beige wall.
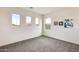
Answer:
[0,7,42,46]
[44,8,79,44]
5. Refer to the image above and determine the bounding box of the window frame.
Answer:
[45,17,52,30]
[45,17,51,24]
[35,17,40,25]
[26,16,32,25]
[12,14,20,26]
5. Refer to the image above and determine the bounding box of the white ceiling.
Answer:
[23,7,64,15]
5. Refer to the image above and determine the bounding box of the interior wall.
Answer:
[43,7,79,44]
[0,7,42,46]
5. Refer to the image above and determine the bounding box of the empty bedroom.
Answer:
[0,7,79,52]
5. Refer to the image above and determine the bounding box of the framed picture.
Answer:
[64,19,73,28]
[54,21,58,25]
[59,21,63,26]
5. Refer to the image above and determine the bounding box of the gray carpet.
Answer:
[0,36,79,52]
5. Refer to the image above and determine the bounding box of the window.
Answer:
[45,18,51,24]
[45,18,51,29]
[12,14,20,25]
[35,17,39,25]
[26,16,32,24]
